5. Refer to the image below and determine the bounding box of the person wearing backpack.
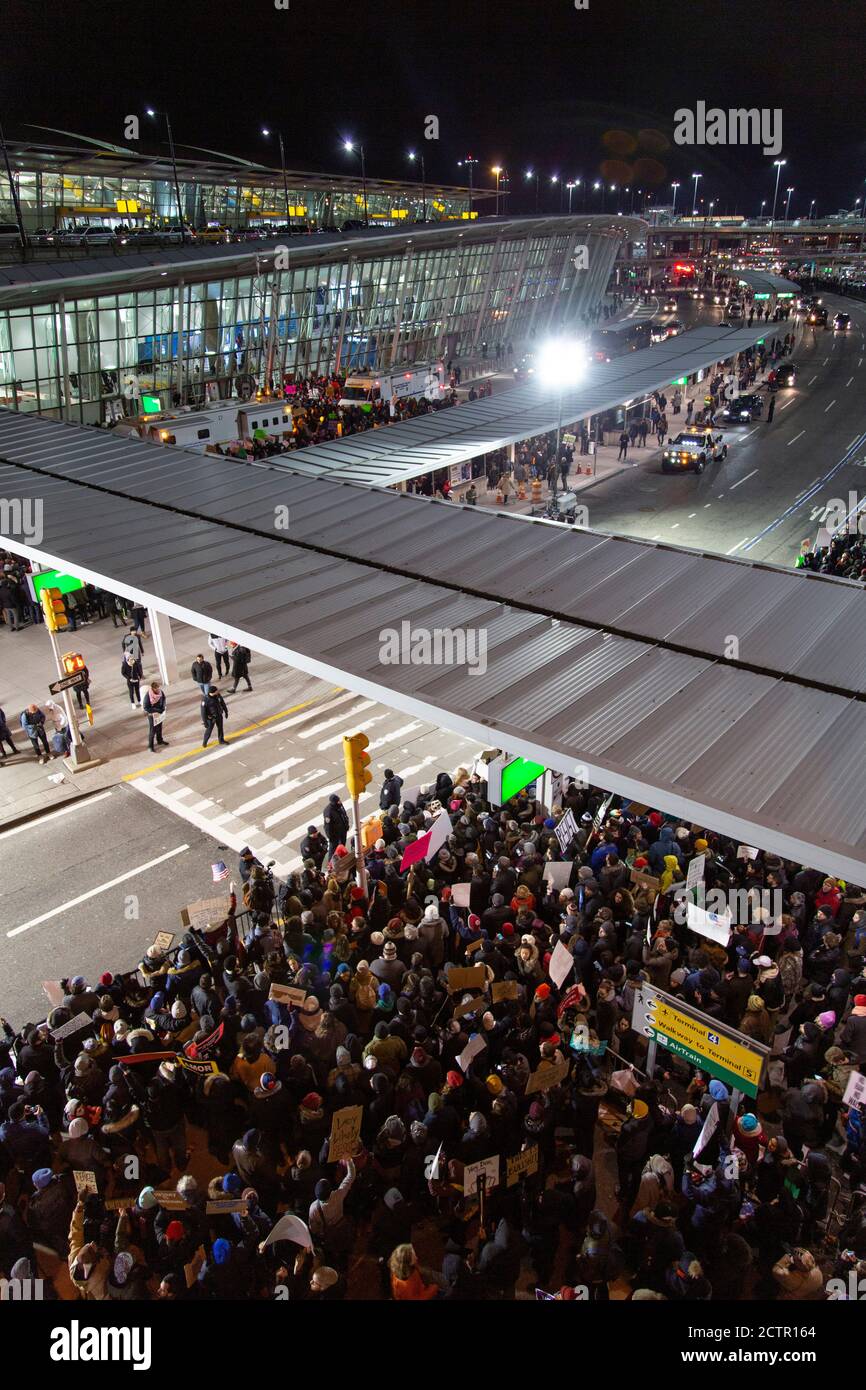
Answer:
[228,642,252,692]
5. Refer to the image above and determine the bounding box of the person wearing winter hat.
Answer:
[739,994,772,1044]
[841,994,866,1065]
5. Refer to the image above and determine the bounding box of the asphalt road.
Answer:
[577,290,866,565]
[0,784,227,1023]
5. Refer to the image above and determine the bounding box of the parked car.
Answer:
[0,222,24,246]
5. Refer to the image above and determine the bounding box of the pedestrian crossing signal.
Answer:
[343,731,372,798]
[40,587,68,631]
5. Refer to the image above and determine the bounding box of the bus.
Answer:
[591,321,652,363]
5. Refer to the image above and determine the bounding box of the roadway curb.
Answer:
[0,783,123,835]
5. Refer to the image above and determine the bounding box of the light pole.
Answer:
[0,118,26,252]
[525,168,539,213]
[758,199,767,221]
[551,173,560,212]
[457,156,478,198]
[593,180,603,213]
[809,199,816,220]
[671,181,680,216]
[566,180,579,213]
[407,151,426,221]
[262,127,291,225]
[784,186,794,221]
[691,172,702,215]
[492,166,503,216]
[146,107,187,241]
[771,158,786,222]
[343,139,367,225]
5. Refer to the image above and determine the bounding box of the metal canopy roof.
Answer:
[265,323,774,487]
[1,407,866,882]
[732,269,799,296]
[0,214,642,307]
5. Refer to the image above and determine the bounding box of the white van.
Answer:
[339,363,447,416]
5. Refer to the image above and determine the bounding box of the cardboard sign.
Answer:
[630,868,660,894]
[453,994,483,1020]
[153,1190,187,1210]
[492,980,520,1004]
[153,931,175,954]
[554,809,578,854]
[450,882,472,908]
[206,1199,249,1215]
[269,983,307,1007]
[736,845,760,861]
[525,1055,570,1095]
[457,1033,487,1073]
[465,938,484,955]
[50,1011,94,1042]
[843,1070,866,1108]
[328,1105,363,1163]
[104,1198,132,1211]
[73,1170,98,1195]
[182,896,230,932]
[548,939,574,990]
[543,862,573,890]
[463,1155,500,1197]
[506,1145,540,1187]
[446,965,487,993]
[177,1055,219,1076]
[685,855,705,892]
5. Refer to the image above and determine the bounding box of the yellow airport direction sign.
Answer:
[634,985,767,1097]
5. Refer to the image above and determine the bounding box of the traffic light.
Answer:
[343,731,372,798]
[40,587,68,632]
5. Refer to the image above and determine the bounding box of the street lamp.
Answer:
[343,139,368,225]
[771,158,786,222]
[784,186,794,221]
[457,156,478,197]
[566,180,580,213]
[525,168,540,214]
[261,126,291,226]
[407,150,426,221]
[146,107,186,241]
[492,166,503,216]
[671,181,680,216]
[809,198,816,220]
[759,199,767,221]
[537,336,587,460]
[691,172,702,215]
[551,173,562,212]
[593,180,604,213]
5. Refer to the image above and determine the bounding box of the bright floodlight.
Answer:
[146,108,156,117]
[537,337,586,389]
[262,127,270,136]
[344,140,354,151]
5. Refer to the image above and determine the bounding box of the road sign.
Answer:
[49,670,88,695]
[632,984,767,1097]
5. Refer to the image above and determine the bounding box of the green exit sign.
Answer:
[30,569,85,598]
[754,292,770,300]
[671,376,687,386]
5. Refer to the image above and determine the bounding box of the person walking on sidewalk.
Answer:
[121,650,143,706]
[122,626,144,663]
[500,470,512,506]
[0,705,19,758]
[638,417,649,446]
[20,704,51,763]
[201,686,229,748]
[191,653,213,696]
[618,430,629,461]
[209,633,230,679]
[143,681,168,752]
[228,642,253,693]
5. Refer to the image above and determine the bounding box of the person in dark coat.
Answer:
[323,794,350,855]
[228,643,253,693]
[120,651,143,706]
[200,686,229,748]
[190,653,213,695]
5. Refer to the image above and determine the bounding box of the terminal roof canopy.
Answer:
[271,324,773,487]
[1,405,866,883]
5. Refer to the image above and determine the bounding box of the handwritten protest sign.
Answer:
[328,1105,363,1162]
[73,1171,98,1195]
[525,1055,571,1095]
[506,1145,539,1186]
[492,980,520,1004]
[268,983,307,1007]
[447,965,487,993]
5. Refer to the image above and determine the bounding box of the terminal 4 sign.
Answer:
[632,984,768,1097]
[487,753,546,807]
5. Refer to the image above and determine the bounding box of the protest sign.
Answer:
[454,994,483,1020]
[177,1055,219,1076]
[506,1145,539,1186]
[263,1213,313,1249]
[50,1012,94,1043]
[457,1033,487,1073]
[450,882,471,908]
[463,1155,500,1197]
[549,939,574,989]
[543,862,573,890]
[73,1171,98,1195]
[152,931,175,954]
[525,1055,570,1095]
[327,1105,363,1162]
[446,965,487,993]
[206,1199,249,1215]
[492,980,520,1004]
[268,983,307,1007]
[554,809,578,854]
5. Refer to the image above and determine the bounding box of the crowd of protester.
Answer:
[1,758,865,1302]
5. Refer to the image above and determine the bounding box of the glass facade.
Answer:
[1,161,473,232]
[0,223,625,423]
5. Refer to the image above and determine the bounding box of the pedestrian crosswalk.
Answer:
[129,683,482,878]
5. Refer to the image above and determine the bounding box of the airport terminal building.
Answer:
[0,215,642,424]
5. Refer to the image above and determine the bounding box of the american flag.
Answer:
[211,860,229,882]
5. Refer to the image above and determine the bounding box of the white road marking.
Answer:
[741,427,759,438]
[787,430,806,446]
[859,357,863,368]
[670,523,679,529]
[807,375,817,384]
[847,377,855,387]
[824,400,837,413]
[0,790,114,839]
[796,478,821,498]
[729,469,757,490]
[779,398,796,410]
[703,503,711,508]
[726,538,750,555]
[688,512,697,518]
[8,844,190,938]
[650,534,661,539]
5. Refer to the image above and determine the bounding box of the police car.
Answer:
[661,429,728,474]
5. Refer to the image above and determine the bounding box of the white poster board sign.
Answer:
[463,1155,500,1197]
[686,898,732,947]
[549,939,574,989]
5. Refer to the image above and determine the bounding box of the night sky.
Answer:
[2,0,863,217]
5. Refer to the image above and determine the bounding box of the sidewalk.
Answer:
[0,614,331,828]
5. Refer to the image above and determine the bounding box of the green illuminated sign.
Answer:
[500,756,546,803]
[671,376,687,386]
[141,393,162,414]
[757,338,765,345]
[753,293,770,300]
[778,292,793,299]
[30,569,85,598]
